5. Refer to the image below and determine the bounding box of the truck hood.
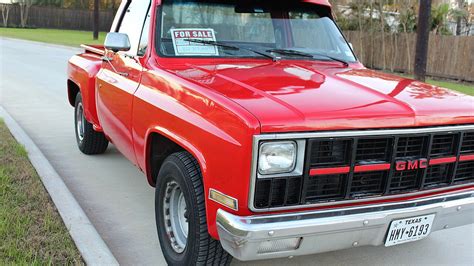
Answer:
[167,61,474,133]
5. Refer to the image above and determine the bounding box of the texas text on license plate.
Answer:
[385,214,435,247]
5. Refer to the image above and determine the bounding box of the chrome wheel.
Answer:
[76,102,85,141]
[163,180,188,253]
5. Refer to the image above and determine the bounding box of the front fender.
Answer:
[132,66,261,238]
[143,125,207,186]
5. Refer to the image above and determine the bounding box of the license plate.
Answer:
[385,214,435,247]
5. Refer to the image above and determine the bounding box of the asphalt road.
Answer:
[1,38,473,266]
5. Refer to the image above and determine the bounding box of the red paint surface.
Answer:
[310,166,350,176]
[460,154,474,162]
[309,163,391,175]
[354,164,391,172]
[67,0,474,239]
[429,157,457,165]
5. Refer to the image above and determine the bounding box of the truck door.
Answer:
[96,0,151,163]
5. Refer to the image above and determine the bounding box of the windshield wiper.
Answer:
[184,39,278,61]
[267,48,314,58]
[267,48,349,67]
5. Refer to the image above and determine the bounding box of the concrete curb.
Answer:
[0,106,118,265]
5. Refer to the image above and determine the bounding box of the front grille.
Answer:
[455,161,474,183]
[430,134,458,157]
[310,139,351,167]
[253,128,474,209]
[350,171,386,196]
[396,136,428,158]
[461,132,474,154]
[424,163,454,187]
[356,138,392,163]
[390,169,422,192]
[304,174,345,201]
[254,177,302,208]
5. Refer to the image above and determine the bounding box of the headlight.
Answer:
[258,141,297,175]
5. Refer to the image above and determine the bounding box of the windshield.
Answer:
[157,0,356,62]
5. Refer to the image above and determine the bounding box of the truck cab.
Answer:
[67,0,474,264]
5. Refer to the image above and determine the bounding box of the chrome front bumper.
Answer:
[216,191,474,261]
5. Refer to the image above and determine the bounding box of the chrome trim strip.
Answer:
[255,125,474,140]
[248,125,474,212]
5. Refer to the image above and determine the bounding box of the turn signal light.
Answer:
[209,189,238,211]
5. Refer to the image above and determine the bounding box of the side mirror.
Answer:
[104,32,131,53]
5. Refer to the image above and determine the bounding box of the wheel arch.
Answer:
[67,79,80,107]
[144,127,207,188]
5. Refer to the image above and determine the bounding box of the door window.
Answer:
[138,8,151,56]
[118,0,151,55]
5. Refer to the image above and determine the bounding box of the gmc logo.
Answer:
[395,159,428,171]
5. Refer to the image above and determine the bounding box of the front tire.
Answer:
[74,93,108,154]
[156,152,232,265]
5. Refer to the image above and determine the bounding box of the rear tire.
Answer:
[74,93,108,155]
[156,151,232,266]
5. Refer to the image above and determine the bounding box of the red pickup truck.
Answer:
[67,0,474,264]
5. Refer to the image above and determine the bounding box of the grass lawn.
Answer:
[0,120,83,264]
[388,72,474,96]
[425,79,474,96]
[0,27,106,47]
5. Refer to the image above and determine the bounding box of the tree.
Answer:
[62,0,121,10]
[398,3,418,33]
[0,2,12,27]
[414,0,432,82]
[451,0,470,36]
[34,0,61,7]
[14,0,35,28]
[343,2,372,64]
[93,0,99,40]
[431,3,450,34]
[455,0,464,35]
[377,0,386,69]
[467,3,474,35]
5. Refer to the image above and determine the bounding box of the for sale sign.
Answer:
[171,28,219,56]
